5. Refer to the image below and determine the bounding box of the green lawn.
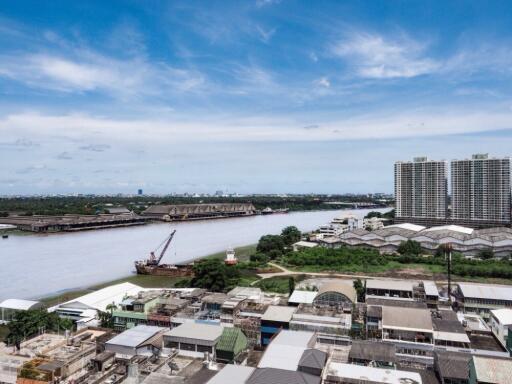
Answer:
[254,275,306,294]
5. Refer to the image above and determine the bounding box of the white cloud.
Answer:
[332,32,439,79]
[0,50,206,97]
[1,106,512,144]
[256,25,276,43]
[314,77,330,88]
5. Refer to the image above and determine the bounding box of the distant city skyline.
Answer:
[1,1,512,194]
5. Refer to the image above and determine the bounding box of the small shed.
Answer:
[216,327,248,363]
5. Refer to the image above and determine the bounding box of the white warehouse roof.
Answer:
[458,283,512,302]
[165,322,223,342]
[50,282,145,313]
[385,223,426,232]
[288,290,317,305]
[0,299,42,311]
[207,365,255,384]
[423,225,474,235]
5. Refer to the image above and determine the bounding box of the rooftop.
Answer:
[0,299,42,311]
[165,322,223,342]
[472,355,512,384]
[366,279,415,292]
[324,362,422,384]
[106,325,165,348]
[288,290,317,305]
[435,351,471,380]
[258,330,315,371]
[247,368,320,384]
[491,308,512,325]
[349,341,396,363]
[385,223,426,232]
[381,306,433,332]
[261,305,296,323]
[458,283,512,301]
[206,365,255,384]
[423,225,474,235]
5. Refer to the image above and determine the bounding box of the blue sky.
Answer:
[1,1,512,195]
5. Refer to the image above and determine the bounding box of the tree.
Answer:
[5,310,72,347]
[256,235,285,255]
[353,279,365,302]
[191,258,240,292]
[281,226,301,246]
[288,277,295,295]
[397,240,422,256]
[478,248,494,260]
[249,253,270,265]
[364,211,383,219]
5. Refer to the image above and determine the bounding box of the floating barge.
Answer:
[134,229,194,277]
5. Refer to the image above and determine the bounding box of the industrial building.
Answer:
[141,203,256,221]
[163,322,224,358]
[0,299,43,323]
[105,325,166,357]
[455,283,512,317]
[338,223,512,257]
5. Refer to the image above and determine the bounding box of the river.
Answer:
[0,208,389,301]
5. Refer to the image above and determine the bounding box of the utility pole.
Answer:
[445,243,453,303]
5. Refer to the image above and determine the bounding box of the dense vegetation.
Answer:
[4,309,73,347]
[0,195,389,216]
[364,209,395,219]
[282,244,512,280]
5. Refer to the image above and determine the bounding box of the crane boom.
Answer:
[156,229,176,265]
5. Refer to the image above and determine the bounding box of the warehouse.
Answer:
[105,325,166,357]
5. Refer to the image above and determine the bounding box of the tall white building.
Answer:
[394,157,448,221]
[451,154,511,225]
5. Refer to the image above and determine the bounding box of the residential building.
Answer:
[469,355,512,384]
[489,308,512,350]
[395,157,448,223]
[455,283,512,318]
[322,362,423,384]
[366,279,415,299]
[246,368,320,384]
[452,154,511,227]
[163,322,223,358]
[348,341,396,368]
[435,351,471,384]
[105,325,166,357]
[215,327,248,363]
[260,306,297,346]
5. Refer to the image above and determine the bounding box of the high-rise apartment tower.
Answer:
[395,157,448,221]
[451,154,511,225]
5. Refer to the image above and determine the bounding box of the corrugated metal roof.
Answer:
[473,355,512,383]
[216,327,247,354]
[423,281,439,297]
[288,290,317,305]
[298,349,327,370]
[165,322,223,342]
[0,299,41,310]
[106,325,165,348]
[381,306,433,332]
[247,368,320,384]
[325,362,422,384]
[458,283,512,301]
[258,330,315,371]
[366,279,415,292]
[206,365,255,384]
[261,305,296,323]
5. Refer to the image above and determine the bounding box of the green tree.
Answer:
[191,258,240,292]
[353,278,365,302]
[97,310,114,328]
[478,248,494,260]
[281,226,301,246]
[397,240,422,256]
[288,276,295,295]
[364,211,383,219]
[256,234,285,255]
[5,310,72,347]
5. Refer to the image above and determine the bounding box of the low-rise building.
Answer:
[455,283,512,318]
[260,306,297,346]
[292,241,319,252]
[322,362,423,384]
[215,327,248,363]
[489,308,512,350]
[105,325,166,358]
[366,279,415,299]
[469,355,512,384]
[163,322,223,358]
[348,340,396,368]
[435,351,471,384]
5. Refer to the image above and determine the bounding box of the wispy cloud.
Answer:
[314,77,330,88]
[256,25,276,43]
[56,152,73,160]
[332,32,439,79]
[79,144,111,152]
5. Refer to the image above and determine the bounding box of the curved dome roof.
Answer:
[315,281,357,303]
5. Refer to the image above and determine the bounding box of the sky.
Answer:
[1,1,512,195]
